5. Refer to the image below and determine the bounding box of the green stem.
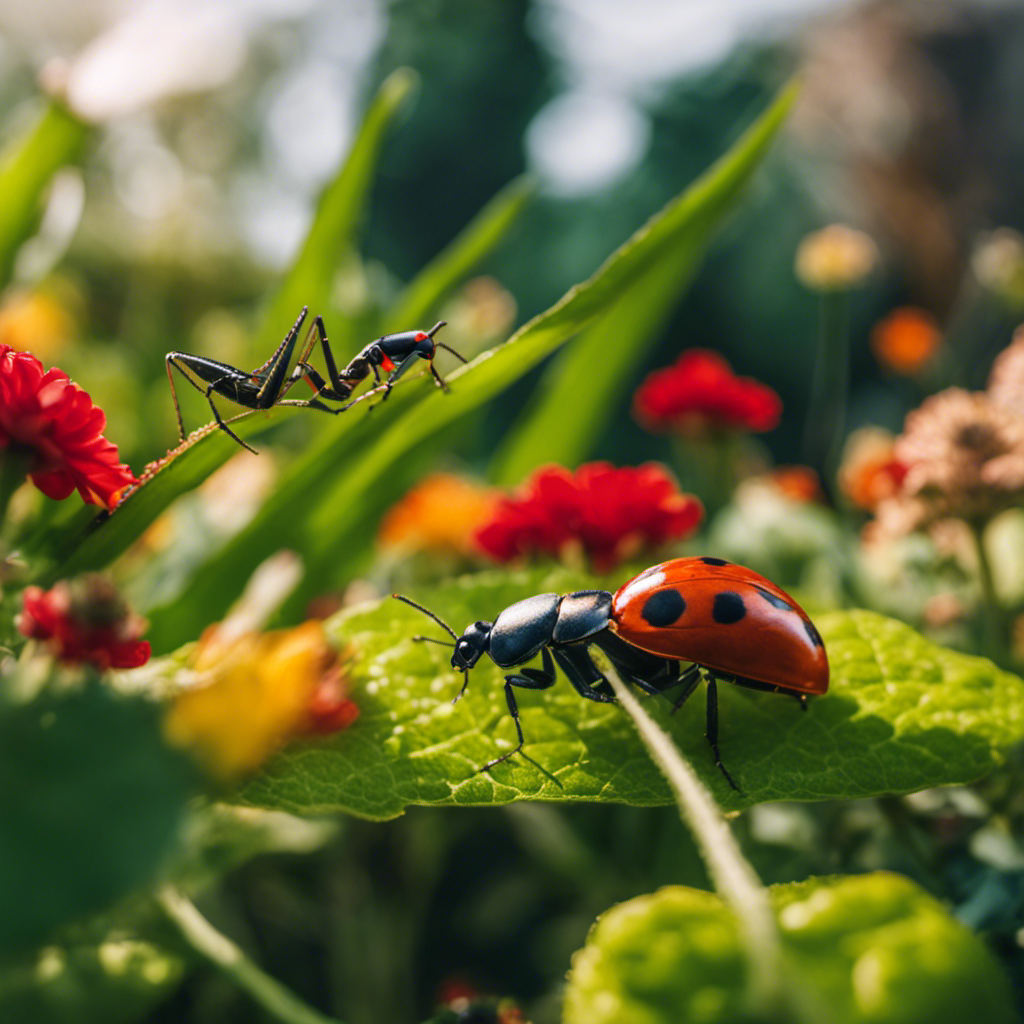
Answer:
[601,664,822,1023]
[157,887,345,1024]
[0,451,30,533]
[968,519,1004,664]
[802,289,850,485]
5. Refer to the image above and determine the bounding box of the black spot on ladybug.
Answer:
[712,591,746,624]
[756,587,792,611]
[804,619,824,648]
[700,556,729,566]
[641,589,686,627]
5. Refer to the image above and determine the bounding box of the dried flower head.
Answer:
[17,576,150,670]
[838,427,908,511]
[987,325,1024,413]
[0,345,137,509]
[871,388,1024,536]
[165,621,357,779]
[795,224,878,291]
[474,461,703,573]
[871,306,941,375]
[632,350,781,436]
[378,473,500,556]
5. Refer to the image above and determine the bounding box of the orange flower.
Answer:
[871,307,941,375]
[165,621,357,779]
[378,473,500,556]
[838,428,908,511]
[766,465,822,503]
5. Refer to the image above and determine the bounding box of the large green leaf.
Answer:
[0,677,197,954]
[237,569,1024,819]
[563,874,1018,1024]
[0,101,89,291]
[491,83,797,484]
[142,85,798,652]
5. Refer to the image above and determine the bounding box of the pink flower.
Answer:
[475,462,703,572]
[0,345,137,510]
[632,349,782,435]
[17,577,150,670]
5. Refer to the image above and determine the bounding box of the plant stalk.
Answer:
[801,289,850,484]
[157,886,345,1024]
[968,519,1005,664]
[600,664,792,1019]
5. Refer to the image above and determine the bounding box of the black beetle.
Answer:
[393,590,687,773]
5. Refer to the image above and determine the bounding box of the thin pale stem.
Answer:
[968,519,1005,664]
[157,886,344,1024]
[802,289,850,485]
[600,664,787,1018]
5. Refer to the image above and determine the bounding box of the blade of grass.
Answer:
[250,68,418,357]
[381,174,535,333]
[142,84,798,651]
[0,101,90,290]
[491,84,797,484]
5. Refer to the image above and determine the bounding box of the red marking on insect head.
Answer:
[415,332,429,342]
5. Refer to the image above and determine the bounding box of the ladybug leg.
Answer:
[668,664,702,714]
[478,649,557,773]
[705,677,740,792]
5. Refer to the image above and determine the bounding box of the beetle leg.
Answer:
[549,647,617,703]
[705,677,740,792]
[668,664,702,714]
[478,650,557,773]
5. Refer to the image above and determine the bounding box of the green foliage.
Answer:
[563,874,1019,1024]
[236,569,1024,819]
[0,938,184,1024]
[492,83,798,484]
[0,101,89,291]
[0,677,196,954]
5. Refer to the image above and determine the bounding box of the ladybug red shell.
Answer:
[610,556,829,696]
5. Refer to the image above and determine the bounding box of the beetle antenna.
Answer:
[392,594,459,641]
[434,342,469,364]
[426,320,447,339]
[413,635,456,648]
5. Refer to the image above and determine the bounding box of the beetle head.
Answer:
[452,620,491,671]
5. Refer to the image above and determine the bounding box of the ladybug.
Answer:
[394,556,828,789]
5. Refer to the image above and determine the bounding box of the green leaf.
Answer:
[143,84,803,652]
[251,67,419,357]
[0,938,184,1024]
[381,174,535,333]
[0,677,197,954]
[492,82,797,483]
[563,874,1018,1024]
[236,570,1024,819]
[0,101,89,291]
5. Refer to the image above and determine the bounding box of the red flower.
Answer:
[0,345,137,510]
[303,668,361,735]
[632,349,782,435]
[17,577,151,670]
[474,462,703,572]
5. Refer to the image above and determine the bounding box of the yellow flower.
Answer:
[0,288,76,361]
[165,621,353,779]
[795,224,878,291]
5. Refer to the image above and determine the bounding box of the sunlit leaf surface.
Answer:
[238,568,1024,819]
[563,875,1018,1024]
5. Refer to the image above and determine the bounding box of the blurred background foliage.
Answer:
[7,1,1024,1022]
